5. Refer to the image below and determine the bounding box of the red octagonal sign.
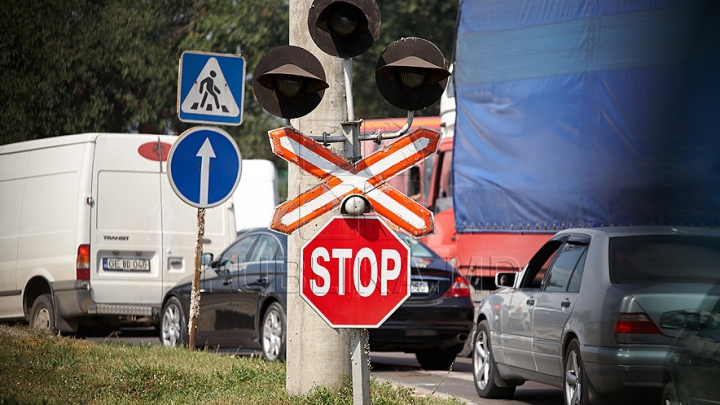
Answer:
[301,216,411,328]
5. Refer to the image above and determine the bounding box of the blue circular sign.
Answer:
[167,126,242,208]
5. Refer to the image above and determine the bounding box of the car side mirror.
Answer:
[495,272,517,288]
[201,253,214,266]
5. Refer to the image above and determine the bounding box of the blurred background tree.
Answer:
[0,0,457,161]
[0,0,195,143]
[356,0,457,120]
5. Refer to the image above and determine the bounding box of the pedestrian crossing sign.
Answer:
[178,51,246,126]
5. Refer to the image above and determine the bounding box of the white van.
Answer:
[0,134,236,333]
[233,159,278,232]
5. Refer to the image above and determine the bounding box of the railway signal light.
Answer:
[308,0,381,58]
[254,1,450,118]
[376,37,451,111]
[253,45,329,119]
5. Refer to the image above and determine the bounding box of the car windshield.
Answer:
[609,235,720,284]
[398,235,437,259]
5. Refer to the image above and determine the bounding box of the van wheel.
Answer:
[29,294,56,333]
[261,302,286,361]
[160,297,187,347]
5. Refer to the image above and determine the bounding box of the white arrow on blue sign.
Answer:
[178,51,246,126]
[167,126,242,209]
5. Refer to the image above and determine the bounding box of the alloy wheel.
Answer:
[263,309,283,361]
[473,329,490,391]
[565,349,582,405]
[162,304,181,347]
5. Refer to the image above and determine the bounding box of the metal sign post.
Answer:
[167,126,242,349]
[189,208,205,348]
[350,328,370,405]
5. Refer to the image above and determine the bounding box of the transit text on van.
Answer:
[103,235,130,241]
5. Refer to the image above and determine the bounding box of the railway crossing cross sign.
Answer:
[268,127,439,237]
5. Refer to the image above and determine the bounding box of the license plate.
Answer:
[410,281,429,293]
[103,257,150,272]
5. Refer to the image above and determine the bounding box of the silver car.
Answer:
[471,227,720,405]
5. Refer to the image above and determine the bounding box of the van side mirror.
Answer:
[201,253,214,266]
[495,272,517,288]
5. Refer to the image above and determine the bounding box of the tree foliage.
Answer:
[354,0,458,120]
[0,0,194,144]
[174,0,289,161]
[0,0,457,157]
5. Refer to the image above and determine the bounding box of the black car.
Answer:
[369,234,475,369]
[159,227,474,369]
[160,228,288,360]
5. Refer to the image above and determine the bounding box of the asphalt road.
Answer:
[371,352,563,405]
[86,327,563,405]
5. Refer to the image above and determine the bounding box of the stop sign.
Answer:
[300,216,411,328]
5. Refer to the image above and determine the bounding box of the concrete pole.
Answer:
[286,0,353,395]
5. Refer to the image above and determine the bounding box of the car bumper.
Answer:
[369,300,474,352]
[53,280,93,318]
[53,281,160,319]
[581,344,668,395]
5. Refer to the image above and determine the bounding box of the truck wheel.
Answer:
[29,294,56,333]
[473,320,515,398]
[160,297,187,347]
[415,347,458,370]
[564,339,590,405]
[261,302,286,361]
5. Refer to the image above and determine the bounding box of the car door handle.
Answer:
[257,276,268,284]
[223,278,233,286]
[526,298,535,306]
[561,299,571,308]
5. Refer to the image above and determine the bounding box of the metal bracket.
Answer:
[358,110,415,144]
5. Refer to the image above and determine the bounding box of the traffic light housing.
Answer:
[308,0,381,58]
[253,45,329,119]
[376,37,450,111]
[254,1,450,119]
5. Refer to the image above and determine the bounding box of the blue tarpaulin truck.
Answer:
[420,0,720,291]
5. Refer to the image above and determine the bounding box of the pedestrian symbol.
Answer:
[178,51,246,126]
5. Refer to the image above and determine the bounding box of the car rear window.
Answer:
[610,235,720,284]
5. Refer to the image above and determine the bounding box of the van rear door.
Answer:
[91,134,165,315]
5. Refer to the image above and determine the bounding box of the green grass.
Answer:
[0,325,466,405]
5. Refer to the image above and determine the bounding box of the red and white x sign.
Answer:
[268,127,439,237]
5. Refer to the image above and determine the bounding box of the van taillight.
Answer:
[444,275,471,298]
[76,244,90,280]
[614,313,662,334]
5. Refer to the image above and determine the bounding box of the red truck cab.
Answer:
[420,136,552,293]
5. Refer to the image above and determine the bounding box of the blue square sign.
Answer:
[178,51,245,126]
